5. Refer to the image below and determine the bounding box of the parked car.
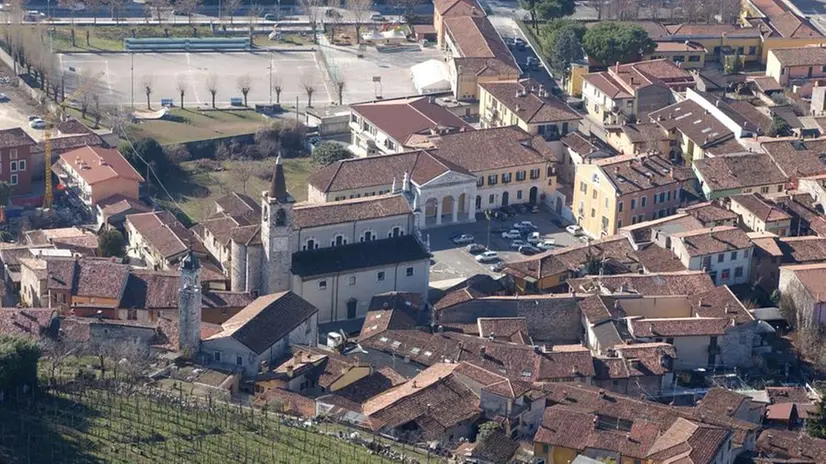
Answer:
[490,262,505,272]
[514,221,537,230]
[519,245,540,255]
[527,232,542,244]
[370,13,385,21]
[29,117,45,129]
[491,227,509,234]
[476,251,498,263]
[513,37,526,51]
[531,205,540,214]
[510,239,528,249]
[515,204,528,214]
[0,93,9,102]
[501,230,522,239]
[466,243,486,254]
[500,205,515,216]
[263,13,277,20]
[537,240,556,250]
[453,234,474,245]
[566,224,583,236]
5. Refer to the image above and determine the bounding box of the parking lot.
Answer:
[428,207,582,285]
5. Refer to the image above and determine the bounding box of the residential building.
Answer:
[619,213,705,249]
[743,0,825,62]
[255,346,372,396]
[748,232,785,293]
[568,270,717,297]
[766,46,826,86]
[591,342,677,398]
[30,118,105,182]
[683,88,764,139]
[693,153,788,200]
[582,59,695,125]
[572,154,682,238]
[729,193,792,235]
[433,0,484,47]
[502,236,642,294]
[670,226,753,286]
[222,158,431,323]
[125,210,206,270]
[441,15,520,100]
[348,96,473,157]
[680,202,740,228]
[95,195,151,231]
[643,40,707,68]
[23,227,98,256]
[649,100,740,163]
[52,146,144,215]
[762,138,826,188]
[666,23,764,64]
[193,192,260,272]
[755,428,826,462]
[604,123,672,160]
[478,78,581,140]
[558,132,615,185]
[778,262,826,329]
[0,128,36,198]
[201,291,319,377]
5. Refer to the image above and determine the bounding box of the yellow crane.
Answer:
[42,71,104,209]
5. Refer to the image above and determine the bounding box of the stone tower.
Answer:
[178,249,202,356]
[261,155,295,295]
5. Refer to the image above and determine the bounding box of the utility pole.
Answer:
[268,53,273,104]
[130,52,135,108]
[295,96,299,123]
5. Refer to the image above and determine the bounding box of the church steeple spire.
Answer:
[268,155,291,203]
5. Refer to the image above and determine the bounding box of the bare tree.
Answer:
[333,77,346,106]
[111,341,154,383]
[175,0,200,24]
[142,75,153,109]
[41,337,80,384]
[78,72,95,119]
[223,0,243,23]
[345,0,373,44]
[248,2,262,41]
[237,74,252,107]
[177,79,187,109]
[206,74,219,108]
[234,157,256,194]
[92,94,101,128]
[108,0,128,23]
[303,82,315,108]
[719,0,741,24]
[389,0,419,22]
[273,76,283,104]
[300,0,322,43]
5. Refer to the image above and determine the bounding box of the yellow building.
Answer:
[478,78,581,139]
[565,62,589,98]
[604,123,672,158]
[572,154,682,238]
[742,0,826,62]
[443,15,520,100]
[766,45,826,85]
[665,24,764,64]
[644,40,707,69]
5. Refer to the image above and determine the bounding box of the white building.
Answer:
[221,156,431,324]
[201,291,319,376]
[670,226,753,286]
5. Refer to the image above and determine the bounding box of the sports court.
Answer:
[58,45,445,108]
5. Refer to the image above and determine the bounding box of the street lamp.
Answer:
[268,53,273,105]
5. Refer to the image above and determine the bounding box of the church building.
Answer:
[215,156,431,324]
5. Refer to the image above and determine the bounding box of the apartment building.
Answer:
[643,40,707,68]
[582,59,695,125]
[693,153,788,199]
[729,193,792,236]
[572,154,682,238]
[670,226,753,286]
[52,146,144,214]
[348,96,473,157]
[478,78,581,140]
[0,128,36,198]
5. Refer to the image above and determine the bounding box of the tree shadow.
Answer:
[0,389,105,463]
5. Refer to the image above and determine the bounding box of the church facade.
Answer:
[223,156,431,324]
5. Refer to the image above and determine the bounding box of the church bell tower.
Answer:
[261,155,295,294]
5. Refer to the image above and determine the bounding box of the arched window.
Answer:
[303,238,318,251]
[275,209,287,226]
[389,226,402,238]
[332,235,347,247]
[361,230,374,242]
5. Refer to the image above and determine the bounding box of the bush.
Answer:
[311,142,352,166]
[165,144,192,164]
[98,229,126,257]
[0,334,41,393]
[255,120,308,158]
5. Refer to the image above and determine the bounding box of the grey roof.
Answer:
[215,292,318,355]
[290,235,430,278]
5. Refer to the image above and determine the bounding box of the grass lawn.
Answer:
[127,108,269,145]
[0,383,431,464]
[252,32,314,48]
[43,24,219,52]
[158,157,315,223]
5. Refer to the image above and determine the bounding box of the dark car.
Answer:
[518,245,540,255]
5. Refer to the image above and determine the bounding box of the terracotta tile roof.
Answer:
[201,290,255,309]
[690,286,754,325]
[766,386,813,404]
[59,146,144,185]
[469,430,520,463]
[291,234,430,278]
[307,149,460,193]
[351,97,473,146]
[479,79,581,124]
[727,100,773,134]
[698,388,750,418]
[612,59,695,90]
[748,75,783,93]
[119,269,180,309]
[97,194,151,218]
[229,224,261,246]
[433,0,484,16]
[215,192,260,218]
[583,72,632,99]
[621,213,705,245]
[434,274,504,311]
[615,123,668,144]
[126,211,202,260]
[592,154,680,195]
[694,153,787,191]
[561,131,603,155]
[673,226,752,257]
[476,317,529,343]
[780,262,826,301]
[443,16,516,68]
[433,125,555,172]
[359,295,421,341]
[749,234,783,257]
[679,202,739,225]
[654,40,706,52]
[254,388,316,418]
[647,418,730,464]
[762,138,826,179]
[578,295,614,324]
[635,243,687,272]
[0,127,35,149]
[615,342,676,377]
[630,317,731,337]
[650,100,734,148]
[0,308,54,338]
[666,23,760,37]
[506,235,640,281]
[755,429,826,462]
[206,292,318,355]
[56,118,94,135]
[47,258,130,300]
[34,132,105,155]
[731,194,792,223]
[332,367,407,404]
[292,194,411,229]
[199,215,249,248]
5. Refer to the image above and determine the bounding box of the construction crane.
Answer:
[42,71,105,209]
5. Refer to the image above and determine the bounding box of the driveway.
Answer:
[428,207,582,285]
